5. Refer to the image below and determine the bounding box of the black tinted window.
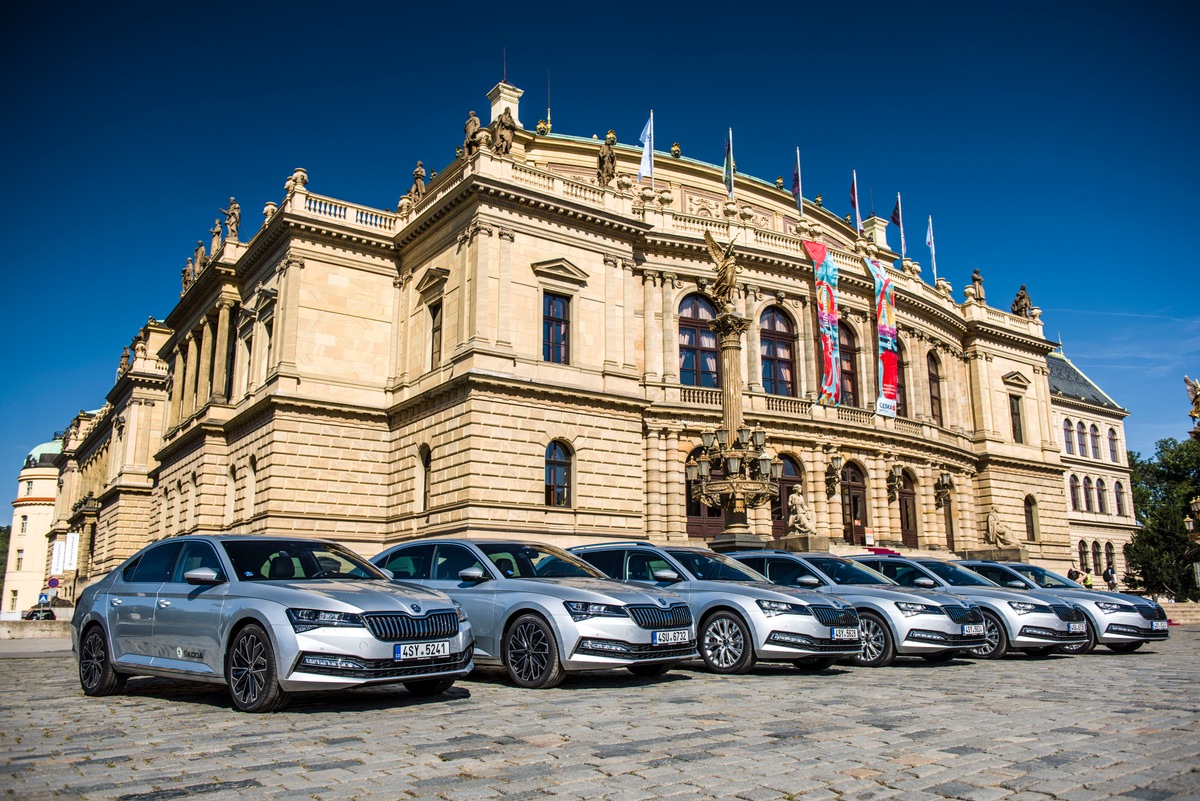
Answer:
[433,545,487,580]
[381,544,435,579]
[130,542,184,584]
[766,558,819,586]
[578,549,621,578]
[737,557,765,573]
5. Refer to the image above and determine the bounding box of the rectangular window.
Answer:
[15,550,23,571]
[25,481,32,496]
[20,516,27,534]
[429,302,443,370]
[542,292,570,364]
[1009,395,1024,444]
[8,591,16,611]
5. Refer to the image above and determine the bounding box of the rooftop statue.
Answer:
[1186,375,1200,421]
[209,219,222,253]
[463,110,482,158]
[220,197,241,240]
[971,268,985,301]
[1011,284,1033,316]
[597,130,617,187]
[703,229,740,310]
[412,161,426,201]
[494,107,516,156]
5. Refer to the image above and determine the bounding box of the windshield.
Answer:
[666,549,765,581]
[920,561,998,587]
[1008,563,1083,589]
[222,540,387,581]
[807,556,895,586]
[476,543,605,579]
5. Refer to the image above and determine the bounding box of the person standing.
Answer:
[1103,563,1117,591]
[1081,569,1094,589]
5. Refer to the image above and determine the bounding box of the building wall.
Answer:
[1,456,60,619]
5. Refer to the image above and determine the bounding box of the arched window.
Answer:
[760,307,796,397]
[895,344,908,418]
[1105,542,1115,571]
[1090,425,1100,458]
[1069,475,1080,511]
[545,441,572,507]
[418,445,432,512]
[1083,477,1094,512]
[1096,479,1108,514]
[771,455,803,539]
[927,352,943,427]
[1024,496,1038,541]
[1108,428,1119,462]
[1063,419,1074,455]
[837,323,859,407]
[1091,541,1102,574]
[686,446,724,539]
[1078,540,1088,570]
[1076,422,1087,455]
[1114,481,1126,516]
[679,295,719,388]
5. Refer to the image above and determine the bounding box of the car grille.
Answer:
[363,611,459,641]
[944,605,984,624]
[295,647,472,680]
[626,604,693,629]
[810,605,860,628]
[1050,605,1085,622]
[1135,604,1167,621]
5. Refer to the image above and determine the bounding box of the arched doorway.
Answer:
[898,473,918,548]
[686,447,724,539]
[841,462,868,545]
[771,455,803,539]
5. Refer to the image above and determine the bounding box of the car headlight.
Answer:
[564,601,629,621]
[1095,602,1136,613]
[895,602,942,617]
[1007,601,1051,615]
[757,599,812,617]
[454,602,467,622]
[286,608,365,632]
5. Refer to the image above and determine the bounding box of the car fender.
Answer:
[499,597,575,662]
[693,597,765,647]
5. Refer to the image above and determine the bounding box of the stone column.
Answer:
[745,287,763,392]
[181,333,198,419]
[919,464,939,549]
[274,254,303,373]
[196,315,214,408]
[622,260,637,372]
[665,428,684,542]
[496,228,514,348]
[469,223,494,345]
[796,297,814,400]
[169,346,184,427]
[644,428,664,541]
[604,255,621,370]
[642,271,662,383]
[212,301,233,403]
[869,453,889,545]
[660,274,678,383]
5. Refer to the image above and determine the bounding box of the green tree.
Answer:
[0,525,9,576]
[1124,438,1200,601]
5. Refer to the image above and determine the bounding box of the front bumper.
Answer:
[559,609,698,671]
[756,614,862,660]
[1009,611,1088,648]
[1094,610,1170,643]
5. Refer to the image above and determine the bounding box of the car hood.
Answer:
[823,584,971,607]
[939,585,1065,606]
[241,579,456,613]
[497,576,684,606]
[682,580,852,608]
[1036,587,1156,606]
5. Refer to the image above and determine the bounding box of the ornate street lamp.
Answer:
[825,454,844,498]
[886,463,904,503]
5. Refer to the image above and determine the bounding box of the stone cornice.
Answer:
[1050,392,1130,419]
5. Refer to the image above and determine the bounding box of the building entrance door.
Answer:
[899,474,918,548]
[840,463,868,545]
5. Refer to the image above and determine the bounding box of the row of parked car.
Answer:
[71,535,1170,712]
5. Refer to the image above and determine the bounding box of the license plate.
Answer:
[1068,622,1086,634]
[832,628,859,641]
[395,641,450,660]
[652,629,689,645]
[1151,620,1168,631]
[962,624,985,636]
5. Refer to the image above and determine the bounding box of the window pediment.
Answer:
[1001,371,1031,390]
[531,258,589,288]
[415,267,450,300]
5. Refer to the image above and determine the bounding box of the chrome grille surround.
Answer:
[363,611,460,641]
[626,604,693,630]
[944,605,984,624]
[810,605,860,628]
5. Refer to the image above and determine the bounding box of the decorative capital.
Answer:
[497,227,515,242]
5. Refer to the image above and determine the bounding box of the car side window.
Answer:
[130,542,184,584]
[865,561,910,584]
[766,558,818,586]
[738,557,765,573]
[972,565,1012,585]
[121,556,143,582]
[171,542,225,583]
[382,544,435,579]
[625,551,672,581]
[577,549,622,578]
[432,545,486,580]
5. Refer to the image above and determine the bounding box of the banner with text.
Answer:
[804,241,841,405]
[865,258,898,417]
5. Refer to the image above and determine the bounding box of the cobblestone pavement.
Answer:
[1,629,1197,801]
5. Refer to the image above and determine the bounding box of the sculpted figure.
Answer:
[463,110,482,158]
[194,240,207,270]
[597,130,617,186]
[1011,284,1032,316]
[1186,375,1200,421]
[118,347,130,373]
[985,507,1017,547]
[412,161,426,201]
[787,489,817,538]
[494,107,516,156]
[971,268,985,301]
[209,219,222,252]
[220,197,241,240]
[703,229,740,309]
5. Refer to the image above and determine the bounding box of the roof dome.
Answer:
[24,439,62,468]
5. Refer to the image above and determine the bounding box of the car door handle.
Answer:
[157,600,171,608]
[110,598,122,606]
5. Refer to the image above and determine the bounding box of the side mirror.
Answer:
[379,568,394,579]
[458,567,489,583]
[652,569,681,583]
[184,567,224,585]
[1007,580,1026,590]
[796,575,822,588]
[913,576,936,589]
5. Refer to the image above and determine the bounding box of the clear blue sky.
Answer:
[2,1,1197,526]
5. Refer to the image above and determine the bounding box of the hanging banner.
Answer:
[865,258,898,417]
[803,240,840,405]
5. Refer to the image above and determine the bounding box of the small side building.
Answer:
[2,438,63,619]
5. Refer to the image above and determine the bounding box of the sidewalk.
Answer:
[0,637,72,658]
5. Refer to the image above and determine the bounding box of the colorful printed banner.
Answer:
[804,240,840,405]
[865,258,898,417]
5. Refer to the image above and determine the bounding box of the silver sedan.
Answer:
[72,535,474,712]
[370,540,697,689]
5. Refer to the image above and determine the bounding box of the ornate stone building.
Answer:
[41,82,1134,600]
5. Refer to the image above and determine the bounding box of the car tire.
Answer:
[852,612,895,668]
[792,656,837,671]
[920,649,959,663]
[627,663,673,677]
[79,625,127,696]
[970,611,1009,659]
[1022,646,1058,658]
[502,614,565,689]
[1058,619,1097,655]
[699,611,757,674]
[226,624,289,713]
[1104,641,1144,653]
[403,677,456,696]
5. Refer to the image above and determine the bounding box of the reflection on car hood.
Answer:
[936,585,1066,606]
[496,576,684,606]
[241,579,456,612]
[1036,587,1156,606]
[822,584,971,607]
[683,580,852,608]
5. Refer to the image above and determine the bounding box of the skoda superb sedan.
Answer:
[850,554,1089,659]
[71,535,474,712]
[729,551,986,666]
[370,540,697,689]
[957,560,1169,654]
[570,542,862,674]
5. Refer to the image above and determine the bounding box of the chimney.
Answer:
[487,82,524,130]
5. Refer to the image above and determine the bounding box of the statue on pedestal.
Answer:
[597,131,617,187]
[411,161,426,201]
[494,107,516,156]
[971,268,986,301]
[220,197,241,240]
[1186,375,1200,421]
[1011,284,1032,316]
[984,507,1017,548]
[787,489,817,538]
[703,230,740,310]
[463,110,482,158]
[209,219,222,253]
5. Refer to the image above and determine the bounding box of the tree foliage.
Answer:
[0,525,9,576]
[1124,438,1200,601]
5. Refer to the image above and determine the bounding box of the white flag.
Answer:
[926,215,938,281]
[638,111,654,187]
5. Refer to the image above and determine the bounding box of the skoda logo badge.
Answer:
[656,598,667,606]
[410,603,421,613]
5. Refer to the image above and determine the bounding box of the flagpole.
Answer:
[897,192,906,258]
[794,146,803,218]
[729,128,735,201]
[650,109,655,192]
[926,215,938,281]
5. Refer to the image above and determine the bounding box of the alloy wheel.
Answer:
[703,616,745,669]
[508,620,551,684]
[229,631,269,706]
